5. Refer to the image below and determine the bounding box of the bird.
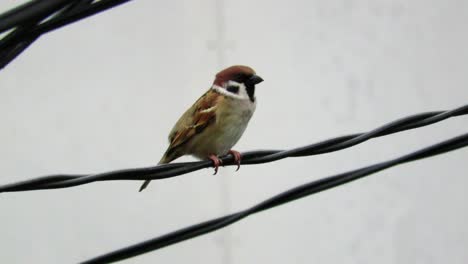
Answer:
[139,65,264,191]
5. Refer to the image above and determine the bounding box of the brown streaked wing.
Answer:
[166,89,221,152]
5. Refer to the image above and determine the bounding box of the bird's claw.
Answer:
[208,154,222,175]
[208,151,241,175]
[228,150,242,171]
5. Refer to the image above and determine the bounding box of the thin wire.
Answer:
[0,0,133,69]
[0,0,72,33]
[80,133,468,263]
[0,0,93,69]
[1,104,467,193]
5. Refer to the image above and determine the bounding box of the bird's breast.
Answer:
[190,98,256,158]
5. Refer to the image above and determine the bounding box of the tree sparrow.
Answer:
[139,65,264,191]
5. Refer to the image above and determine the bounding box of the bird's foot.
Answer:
[228,150,242,171]
[208,154,222,175]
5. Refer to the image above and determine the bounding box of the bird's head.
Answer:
[212,65,264,102]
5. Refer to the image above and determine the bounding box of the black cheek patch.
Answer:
[227,85,239,94]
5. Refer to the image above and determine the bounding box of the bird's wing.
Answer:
[162,89,220,162]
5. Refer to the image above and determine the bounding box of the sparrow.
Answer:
[139,65,263,191]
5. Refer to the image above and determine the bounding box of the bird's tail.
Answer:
[138,155,170,192]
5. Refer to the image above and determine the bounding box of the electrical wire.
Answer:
[1,103,467,193]
[81,132,468,263]
[0,0,133,69]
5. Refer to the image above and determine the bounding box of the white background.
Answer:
[1,0,467,263]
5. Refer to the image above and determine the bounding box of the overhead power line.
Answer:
[1,104,467,193]
[81,132,468,263]
[0,0,133,69]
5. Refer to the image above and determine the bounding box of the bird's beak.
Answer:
[247,74,264,85]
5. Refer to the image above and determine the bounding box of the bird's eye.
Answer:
[227,85,239,94]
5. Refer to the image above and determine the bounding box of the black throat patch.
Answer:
[246,84,256,102]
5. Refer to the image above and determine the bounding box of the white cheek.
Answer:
[212,81,250,101]
[236,83,250,100]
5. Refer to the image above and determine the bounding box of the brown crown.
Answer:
[213,65,256,86]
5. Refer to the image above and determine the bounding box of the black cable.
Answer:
[0,1,93,69]
[0,104,467,193]
[0,0,72,33]
[25,0,133,35]
[80,132,468,263]
[0,0,133,69]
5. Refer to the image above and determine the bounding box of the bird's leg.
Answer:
[208,154,222,175]
[228,150,242,171]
